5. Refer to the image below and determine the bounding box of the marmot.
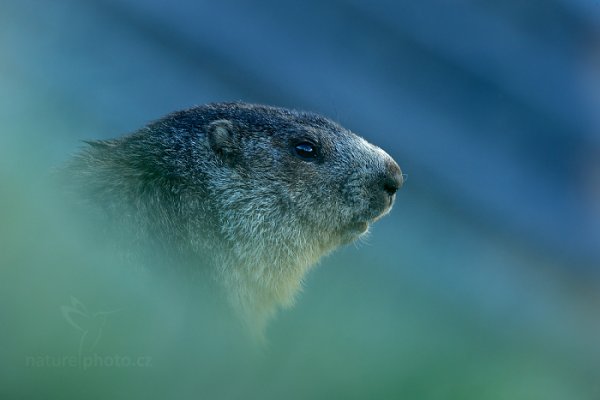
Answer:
[63,102,403,333]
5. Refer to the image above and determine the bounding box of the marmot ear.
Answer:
[207,119,238,165]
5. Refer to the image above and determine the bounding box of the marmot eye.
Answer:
[294,142,318,160]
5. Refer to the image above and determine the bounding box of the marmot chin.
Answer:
[65,102,403,333]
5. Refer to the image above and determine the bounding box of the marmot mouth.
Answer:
[354,221,369,233]
[336,221,369,245]
[346,221,369,234]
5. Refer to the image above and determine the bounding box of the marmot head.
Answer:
[203,103,401,245]
[191,103,402,315]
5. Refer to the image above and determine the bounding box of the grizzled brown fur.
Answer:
[63,102,403,334]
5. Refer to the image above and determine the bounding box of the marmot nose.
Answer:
[381,159,403,196]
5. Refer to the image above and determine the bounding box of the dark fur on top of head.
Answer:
[63,102,403,333]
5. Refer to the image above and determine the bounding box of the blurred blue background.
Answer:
[1,0,599,398]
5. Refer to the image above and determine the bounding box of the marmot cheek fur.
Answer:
[64,102,403,333]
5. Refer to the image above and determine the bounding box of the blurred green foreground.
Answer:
[1,128,598,400]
